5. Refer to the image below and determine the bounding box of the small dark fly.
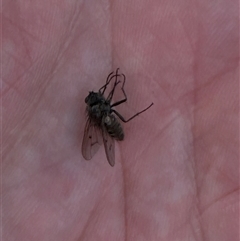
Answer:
[82,69,153,166]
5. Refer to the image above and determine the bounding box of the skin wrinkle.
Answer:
[18,26,34,64]
[194,144,213,195]
[2,49,32,79]
[179,193,201,241]
[216,157,239,185]
[191,52,204,241]
[192,68,237,238]
[121,156,128,241]
[78,0,116,237]
[4,84,78,161]
[3,44,53,96]
[133,112,180,161]
[176,17,196,56]
[107,0,114,71]
[173,213,198,241]
[76,204,97,241]
[54,4,84,63]
[4,112,63,163]
[13,166,103,240]
[170,134,199,239]
[111,2,127,240]
[197,65,238,92]
[148,75,182,109]
[199,187,240,217]
[2,54,38,97]
[141,61,195,115]
[3,27,83,156]
[3,83,50,155]
[4,2,89,94]
[4,16,38,69]
[3,6,44,44]
[4,154,63,191]
[76,177,121,240]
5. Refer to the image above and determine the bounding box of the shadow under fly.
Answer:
[82,69,153,166]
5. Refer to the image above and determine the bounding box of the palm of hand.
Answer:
[3,1,238,240]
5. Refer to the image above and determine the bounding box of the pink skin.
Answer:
[2,0,239,240]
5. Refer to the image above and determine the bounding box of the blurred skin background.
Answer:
[2,0,239,240]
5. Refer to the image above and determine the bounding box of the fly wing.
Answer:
[82,118,102,160]
[102,125,115,167]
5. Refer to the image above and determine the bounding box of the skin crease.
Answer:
[2,0,239,240]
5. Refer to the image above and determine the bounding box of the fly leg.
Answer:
[110,73,127,108]
[111,103,153,123]
[110,73,153,122]
[107,68,122,102]
[99,71,114,95]
[99,68,121,95]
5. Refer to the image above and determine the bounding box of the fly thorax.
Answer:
[88,105,102,119]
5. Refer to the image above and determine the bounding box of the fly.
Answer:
[82,69,153,166]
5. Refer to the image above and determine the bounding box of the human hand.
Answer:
[3,1,238,240]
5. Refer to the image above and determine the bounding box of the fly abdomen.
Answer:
[104,115,124,141]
